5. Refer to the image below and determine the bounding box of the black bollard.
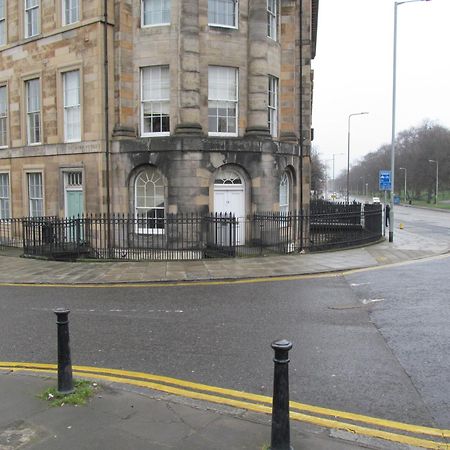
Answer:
[54,308,74,394]
[270,339,293,450]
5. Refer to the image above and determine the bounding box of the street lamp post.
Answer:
[390,0,431,242]
[428,159,438,204]
[399,167,407,202]
[347,112,369,203]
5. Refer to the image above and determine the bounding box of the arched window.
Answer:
[279,172,289,214]
[214,168,242,185]
[135,167,165,234]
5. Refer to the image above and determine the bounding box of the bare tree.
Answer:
[310,147,328,198]
[341,122,450,201]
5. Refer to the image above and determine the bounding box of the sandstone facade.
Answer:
[0,0,318,221]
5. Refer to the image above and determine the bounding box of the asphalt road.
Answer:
[1,257,449,428]
[395,205,450,240]
[347,255,450,428]
[1,204,448,429]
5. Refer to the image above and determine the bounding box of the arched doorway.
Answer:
[214,167,246,244]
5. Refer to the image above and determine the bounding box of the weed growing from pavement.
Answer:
[38,379,96,407]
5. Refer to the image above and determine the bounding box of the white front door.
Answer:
[214,186,245,244]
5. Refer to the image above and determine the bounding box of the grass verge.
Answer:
[407,200,450,210]
[38,379,96,407]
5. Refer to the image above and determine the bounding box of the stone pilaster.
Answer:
[300,0,313,215]
[300,0,313,157]
[112,0,136,138]
[279,1,298,143]
[175,0,203,135]
[245,0,271,138]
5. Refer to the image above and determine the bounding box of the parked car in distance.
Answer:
[372,197,381,204]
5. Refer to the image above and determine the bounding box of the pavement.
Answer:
[2,370,404,450]
[0,221,448,286]
[1,213,449,449]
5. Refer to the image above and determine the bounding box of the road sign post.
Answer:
[379,171,391,238]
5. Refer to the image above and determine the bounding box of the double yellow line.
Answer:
[1,362,449,449]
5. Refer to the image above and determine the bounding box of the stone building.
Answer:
[0,0,318,235]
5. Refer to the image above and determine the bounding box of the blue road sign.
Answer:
[379,170,392,191]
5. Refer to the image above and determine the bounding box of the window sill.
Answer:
[208,132,238,138]
[208,24,238,31]
[61,21,80,28]
[23,33,42,41]
[141,132,170,138]
[141,23,170,29]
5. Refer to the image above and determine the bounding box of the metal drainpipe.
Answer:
[299,0,304,249]
[103,0,111,254]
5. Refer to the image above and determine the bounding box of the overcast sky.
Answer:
[312,0,450,178]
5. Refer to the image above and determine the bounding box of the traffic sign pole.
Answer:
[379,171,391,238]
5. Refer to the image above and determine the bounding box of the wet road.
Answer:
[1,205,449,428]
[395,205,450,239]
[1,254,449,428]
[347,255,450,428]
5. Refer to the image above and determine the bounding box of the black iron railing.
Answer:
[0,218,24,249]
[2,203,382,261]
[232,213,301,256]
[21,213,240,261]
[308,205,382,251]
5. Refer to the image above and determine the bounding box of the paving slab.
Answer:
[0,373,394,450]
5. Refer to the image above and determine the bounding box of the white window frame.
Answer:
[25,0,40,38]
[27,172,44,217]
[208,66,238,137]
[0,85,8,148]
[279,172,289,214]
[64,170,82,189]
[208,0,238,29]
[268,75,278,138]
[26,78,41,145]
[140,66,170,137]
[62,0,79,26]
[141,0,170,28]
[0,0,6,46]
[267,0,278,41]
[63,70,81,142]
[134,168,165,235]
[0,172,10,219]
